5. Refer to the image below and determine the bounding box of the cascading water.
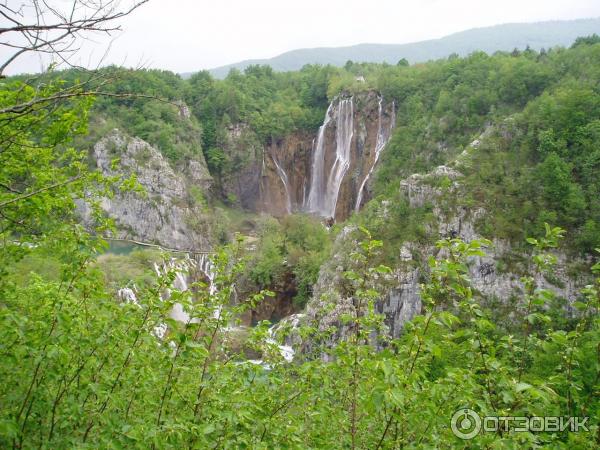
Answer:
[270,151,292,214]
[195,253,221,319]
[119,255,299,364]
[354,98,395,211]
[117,286,139,306]
[247,313,305,365]
[151,255,217,324]
[325,98,354,218]
[305,103,333,215]
[306,98,354,218]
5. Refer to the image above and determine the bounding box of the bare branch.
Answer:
[0,0,150,76]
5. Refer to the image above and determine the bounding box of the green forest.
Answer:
[1,2,599,448]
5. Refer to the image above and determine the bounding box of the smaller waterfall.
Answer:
[354,98,395,211]
[195,253,216,295]
[271,151,292,214]
[152,255,217,324]
[266,327,295,362]
[117,284,168,338]
[117,287,139,306]
[117,255,218,344]
[269,313,304,362]
[195,253,221,319]
[248,313,305,365]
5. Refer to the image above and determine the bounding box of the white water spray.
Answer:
[306,103,333,214]
[306,98,354,218]
[151,255,217,324]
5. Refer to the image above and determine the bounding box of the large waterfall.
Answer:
[306,98,354,218]
[354,98,395,211]
[305,103,333,214]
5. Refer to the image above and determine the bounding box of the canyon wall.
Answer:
[221,91,395,221]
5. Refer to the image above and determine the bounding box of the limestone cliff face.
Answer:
[259,131,314,216]
[219,91,395,220]
[78,130,213,251]
[305,159,588,342]
[218,124,263,210]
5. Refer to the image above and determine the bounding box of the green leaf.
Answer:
[516,382,532,392]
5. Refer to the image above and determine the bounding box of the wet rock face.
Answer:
[235,270,303,328]
[219,124,263,210]
[332,92,395,221]
[78,130,213,251]
[259,132,314,216]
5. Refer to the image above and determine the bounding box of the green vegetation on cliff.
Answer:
[370,41,600,254]
[30,37,596,291]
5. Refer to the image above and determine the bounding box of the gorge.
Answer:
[4,32,600,447]
[255,91,396,221]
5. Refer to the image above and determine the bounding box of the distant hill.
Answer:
[185,18,600,79]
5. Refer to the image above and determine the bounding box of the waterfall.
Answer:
[306,98,354,218]
[117,283,168,338]
[270,151,292,214]
[117,287,139,306]
[195,253,216,295]
[354,98,395,212]
[152,255,217,324]
[305,102,333,215]
[325,98,354,218]
[247,313,305,366]
[195,253,221,319]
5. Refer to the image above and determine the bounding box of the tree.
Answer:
[571,33,600,48]
[537,152,586,221]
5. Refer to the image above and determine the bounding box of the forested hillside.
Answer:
[1,5,599,446]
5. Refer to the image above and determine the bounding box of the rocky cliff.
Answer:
[78,130,214,251]
[305,147,589,342]
[220,91,395,221]
[259,131,314,216]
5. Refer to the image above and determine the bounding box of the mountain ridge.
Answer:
[184,17,600,79]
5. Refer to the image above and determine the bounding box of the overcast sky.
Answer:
[3,0,600,75]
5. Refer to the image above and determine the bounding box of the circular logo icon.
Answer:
[451,408,481,440]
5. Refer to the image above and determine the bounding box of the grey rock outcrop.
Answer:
[305,157,588,342]
[305,226,422,341]
[78,130,213,251]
